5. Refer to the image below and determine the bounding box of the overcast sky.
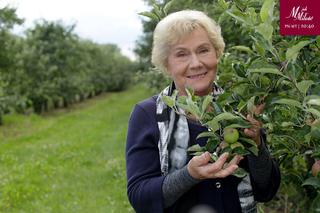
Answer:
[1,0,149,60]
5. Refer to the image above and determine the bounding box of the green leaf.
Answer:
[253,40,265,56]
[248,146,259,156]
[224,123,251,129]
[248,68,287,78]
[297,80,314,95]
[212,101,223,114]
[163,0,174,15]
[247,96,256,115]
[238,137,257,147]
[311,193,320,213]
[260,0,275,23]
[232,63,247,78]
[206,120,220,132]
[185,87,194,98]
[226,9,254,27]
[256,23,273,42]
[177,95,187,105]
[196,131,216,139]
[210,152,219,162]
[190,151,205,156]
[152,3,162,19]
[202,95,213,113]
[161,95,175,108]
[138,12,160,21]
[305,108,320,118]
[217,0,229,10]
[305,95,320,106]
[281,122,295,127]
[187,144,204,152]
[286,40,311,62]
[211,112,239,124]
[185,97,201,118]
[232,167,248,178]
[230,142,245,150]
[206,138,220,153]
[317,36,320,47]
[272,98,303,109]
[302,177,320,189]
[231,45,254,54]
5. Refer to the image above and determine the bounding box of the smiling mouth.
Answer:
[187,72,208,79]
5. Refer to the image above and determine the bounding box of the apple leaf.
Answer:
[297,80,314,95]
[138,12,160,21]
[272,98,303,109]
[256,23,273,42]
[311,193,320,213]
[211,112,239,122]
[189,151,205,156]
[196,131,217,139]
[161,95,175,108]
[224,123,251,129]
[305,108,320,118]
[247,96,256,115]
[231,45,254,54]
[286,40,311,62]
[302,177,320,189]
[248,146,259,156]
[187,144,204,152]
[305,95,320,106]
[260,0,274,23]
[202,95,213,113]
[206,138,220,153]
[238,137,257,146]
[232,167,248,178]
[163,0,174,15]
[210,152,219,162]
[248,68,287,78]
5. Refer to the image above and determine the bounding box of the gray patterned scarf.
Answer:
[155,83,257,213]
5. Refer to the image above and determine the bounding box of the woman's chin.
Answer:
[192,85,212,96]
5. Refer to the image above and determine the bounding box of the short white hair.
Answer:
[151,10,225,73]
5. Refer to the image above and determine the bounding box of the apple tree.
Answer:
[142,0,320,211]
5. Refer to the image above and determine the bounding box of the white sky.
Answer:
[0,0,149,60]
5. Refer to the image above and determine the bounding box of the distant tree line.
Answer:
[0,6,136,124]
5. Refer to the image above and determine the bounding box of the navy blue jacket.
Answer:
[126,96,280,213]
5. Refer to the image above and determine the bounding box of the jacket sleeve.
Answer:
[126,103,165,213]
[246,129,281,202]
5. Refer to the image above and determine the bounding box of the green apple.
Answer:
[223,128,239,144]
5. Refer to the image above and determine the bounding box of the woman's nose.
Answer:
[189,53,202,68]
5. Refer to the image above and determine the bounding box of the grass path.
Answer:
[0,85,152,212]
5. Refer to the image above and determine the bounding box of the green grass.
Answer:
[0,85,153,213]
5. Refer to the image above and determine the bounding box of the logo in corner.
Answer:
[280,0,320,35]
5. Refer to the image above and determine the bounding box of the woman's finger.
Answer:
[205,152,229,173]
[226,154,243,167]
[214,164,238,178]
[246,114,261,128]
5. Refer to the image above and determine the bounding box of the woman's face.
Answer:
[166,27,218,96]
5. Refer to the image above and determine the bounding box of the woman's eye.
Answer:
[199,48,209,54]
[176,52,187,57]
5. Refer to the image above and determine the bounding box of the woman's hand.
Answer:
[244,103,264,146]
[244,114,262,145]
[187,152,243,180]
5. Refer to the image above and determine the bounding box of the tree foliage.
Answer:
[0,6,135,120]
[137,0,320,212]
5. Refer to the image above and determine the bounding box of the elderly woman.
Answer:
[126,10,280,213]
